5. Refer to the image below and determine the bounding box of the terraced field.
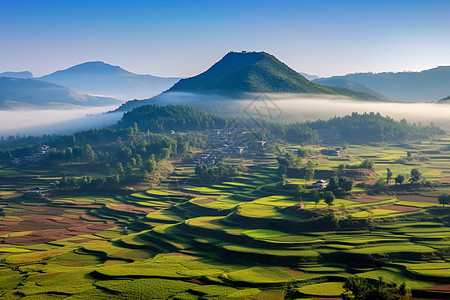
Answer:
[1,139,450,299]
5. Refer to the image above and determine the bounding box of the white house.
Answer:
[312,180,328,189]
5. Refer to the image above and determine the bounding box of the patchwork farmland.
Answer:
[1,138,450,299]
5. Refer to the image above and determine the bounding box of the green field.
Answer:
[1,138,450,299]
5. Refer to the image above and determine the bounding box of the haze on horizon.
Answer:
[1,0,450,78]
[1,95,449,138]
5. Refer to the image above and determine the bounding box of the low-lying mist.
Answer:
[267,94,450,130]
[152,92,450,130]
[1,93,449,138]
[0,106,123,137]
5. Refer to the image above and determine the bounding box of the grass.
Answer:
[95,278,197,299]
[5,249,65,264]
[2,140,450,297]
[0,169,19,175]
[242,229,287,239]
[351,209,402,218]
[222,267,299,284]
[298,282,345,297]
[224,244,319,258]
[238,203,285,219]
[17,267,96,296]
[299,266,346,273]
[0,247,31,253]
[396,201,437,208]
[82,242,150,261]
[184,186,224,194]
[0,190,16,196]
[346,243,435,255]
[357,268,434,290]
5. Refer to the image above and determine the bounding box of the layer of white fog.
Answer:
[153,92,450,130]
[1,93,449,137]
[0,106,123,137]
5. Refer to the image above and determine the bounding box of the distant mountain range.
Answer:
[0,77,121,109]
[0,71,33,79]
[312,77,392,100]
[2,53,450,111]
[299,72,319,81]
[39,62,181,100]
[318,67,450,102]
[115,51,386,112]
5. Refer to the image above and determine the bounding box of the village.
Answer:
[10,145,51,166]
[192,127,269,166]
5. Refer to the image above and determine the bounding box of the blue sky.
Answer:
[1,0,450,77]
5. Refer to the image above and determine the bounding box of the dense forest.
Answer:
[310,112,444,143]
[119,104,229,132]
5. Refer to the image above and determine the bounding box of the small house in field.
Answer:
[312,180,328,189]
[26,187,48,197]
[322,148,340,156]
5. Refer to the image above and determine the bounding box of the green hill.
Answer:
[168,51,382,100]
[114,51,387,112]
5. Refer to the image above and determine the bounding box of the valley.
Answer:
[1,127,450,299]
[2,4,450,298]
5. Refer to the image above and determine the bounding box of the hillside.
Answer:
[114,52,386,112]
[0,71,33,79]
[312,77,391,100]
[0,77,121,109]
[168,52,381,100]
[39,61,181,100]
[323,66,450,102]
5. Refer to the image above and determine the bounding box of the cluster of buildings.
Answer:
[321,147,341,156]
[311,179,328,189]
[11,145,51,165]
[26,187,48,198]
[192,128,267,166]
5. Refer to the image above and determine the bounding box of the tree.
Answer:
[342,276,411,300]
[339,177,354,192]
[304,169,315,182]
[277,152,301,168]
[374,177,386,188]
[84,144,96,160]
[281,174,288,187]
[395,174,405,185]
[324,191,335,207]
[305,160,316,170]
[360,159,374,170]
[342,276,369,300]
[115,162,124,174]
[327,176,339,193]
[144,154,157,172]
[297,147,311,158]
[311,190,321,207]
[438,193,450,207]
[386,168,393,185]
[160,147,172,160]
[304,160,316,182]
[409,168,422,184]
[294,185,306,204]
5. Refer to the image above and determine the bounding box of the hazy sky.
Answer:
[1,0,450,78]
